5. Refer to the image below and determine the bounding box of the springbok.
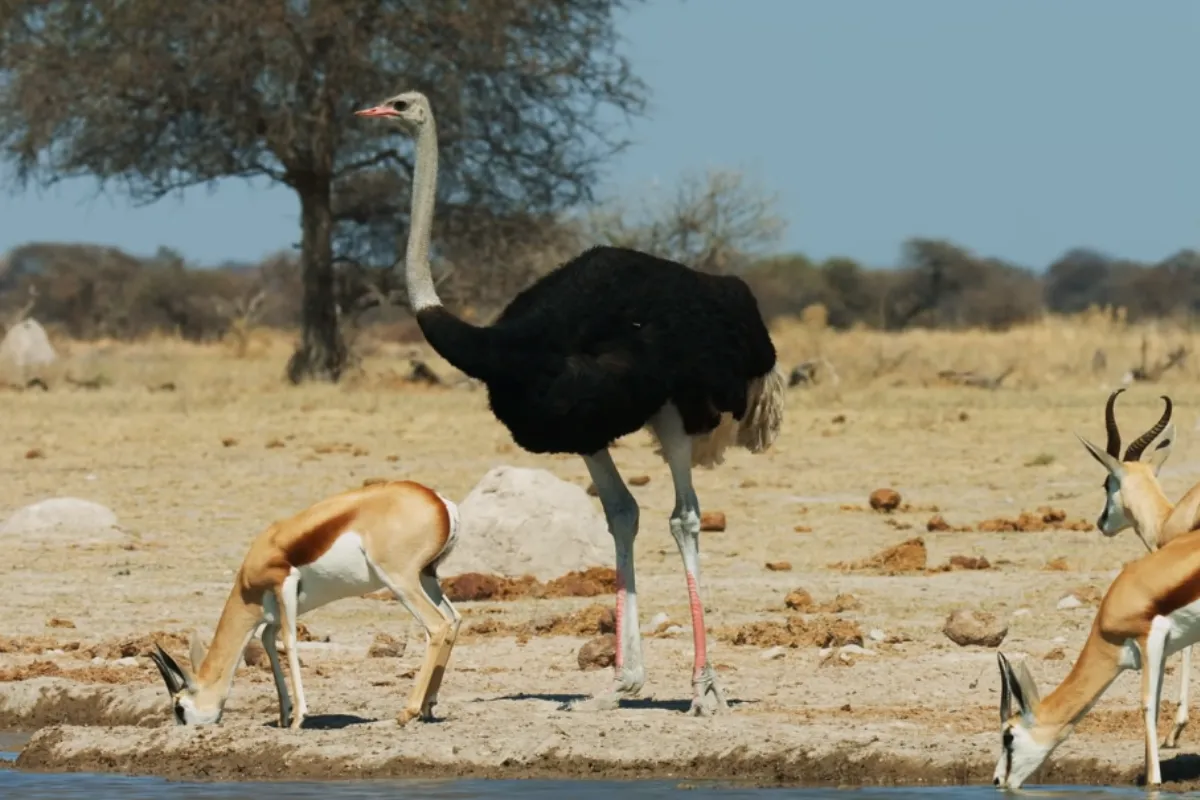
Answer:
[148,479,461,729]
[1077,389,1200,748]
[992,526,1200,788]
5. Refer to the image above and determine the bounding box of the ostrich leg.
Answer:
[654,405,729,717]
[563,448,644,712]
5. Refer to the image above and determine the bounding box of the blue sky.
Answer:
[2,0,1197,270]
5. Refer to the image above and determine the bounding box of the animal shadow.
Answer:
[1151,752,1200,786]
[483,692,755,713]
[263,713,374,730]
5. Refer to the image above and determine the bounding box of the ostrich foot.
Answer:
[559,666,644,712]
[688,664,729,717]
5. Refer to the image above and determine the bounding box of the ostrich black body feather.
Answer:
[416,246,776,456]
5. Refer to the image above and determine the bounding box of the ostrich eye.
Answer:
[391,100,409,112]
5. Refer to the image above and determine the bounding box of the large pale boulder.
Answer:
[0,498,125,545]
[441,465,612,581]
[0,318,57,381]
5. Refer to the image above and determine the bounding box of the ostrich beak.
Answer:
[355,105,399,118]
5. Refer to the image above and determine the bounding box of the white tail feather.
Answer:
[649,365,786,469]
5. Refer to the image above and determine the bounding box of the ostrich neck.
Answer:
[406,118,441,312]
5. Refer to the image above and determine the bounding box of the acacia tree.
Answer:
[0,0,646,381]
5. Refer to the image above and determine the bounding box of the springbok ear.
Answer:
[1147,422,1176,476]
[148,643,188,695]
[189,630,207,675]
[1013,659,1041,707]
[1076,433,1124,477]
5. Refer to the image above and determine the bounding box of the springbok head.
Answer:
[1075,388,1175,540]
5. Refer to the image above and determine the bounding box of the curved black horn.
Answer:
[148,643,183,694]
[1124,395,1173,462]
[1104,388,1125,458]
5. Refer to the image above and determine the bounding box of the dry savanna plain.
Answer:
[6,311,1200,789]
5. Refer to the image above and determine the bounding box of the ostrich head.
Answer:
[354,91,430,132]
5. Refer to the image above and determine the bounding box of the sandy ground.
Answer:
[3,338,1200,787]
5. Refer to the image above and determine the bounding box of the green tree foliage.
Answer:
[0,0,647,381]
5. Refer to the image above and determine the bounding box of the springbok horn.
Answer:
[1124,396,1172,462]
[1104,388,1125,458]
[149,643,183,694]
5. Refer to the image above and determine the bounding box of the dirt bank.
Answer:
[5,676,1200,789]
[9,717,1150,788]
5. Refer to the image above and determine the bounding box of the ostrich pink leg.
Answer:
[564,450,644,712]
[656,405,728,716]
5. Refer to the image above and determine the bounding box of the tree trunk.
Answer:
[286,181,347,384]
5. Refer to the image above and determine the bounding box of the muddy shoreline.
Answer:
[10,724,1134,788]
[0,679,1191,790]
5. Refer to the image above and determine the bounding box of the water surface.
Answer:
[1,734,1194,798]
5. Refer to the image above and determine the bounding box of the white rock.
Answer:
[868,629,886,642]
[1013,608,1031,617]
[0,497,124,545]
[662,625,684,637]
[0,318,57,381]
[1057,595,1083,610]
[114,657,140,667]
[839,644,876,657]
[761,646,787,660]
[643,612,670,633]
[1052,636,1067,644]
[439,466,613,581]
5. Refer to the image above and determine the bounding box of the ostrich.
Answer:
[355,91,786,716]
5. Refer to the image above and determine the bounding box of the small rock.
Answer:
[869,488,901,512]
[661,625,684,637]
[114,656,139,667]
[1052,636,1066,644]
[1057,595,1083,610]
[367,632,407,658]
[1013,608,1031,616]
[243,640,268,668]
[926,515,951,532]
[765,561,792,572]
[868,629,886,643]
[700,511,726,532]
[785,589,814,611]
[362,477,389,487]
[942,609,1008,648]
[221,437,238,447]
[1043,647,1066,661]
[644,612,669,633]
[839,644,876,657]
[628,475,651,487]
[24,448,44,460]
[1045,556,1069,571]
[761,646,787,660]
[577,634,616,671]
[793,524,812,533]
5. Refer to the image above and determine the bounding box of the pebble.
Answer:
[868,629,886,643]
[1057,595,1083,610]
[761,646,787,660]
[839,644,876,657]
